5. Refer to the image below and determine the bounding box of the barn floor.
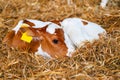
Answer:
[0,0,120,80]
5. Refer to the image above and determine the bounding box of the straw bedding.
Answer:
[0,0,120,80]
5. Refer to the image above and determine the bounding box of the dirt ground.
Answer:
[0,0,120,80]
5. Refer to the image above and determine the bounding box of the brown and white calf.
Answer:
[3,18,106,58]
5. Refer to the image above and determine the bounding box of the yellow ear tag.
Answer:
[21,23,30,27]
[21,32,33,43]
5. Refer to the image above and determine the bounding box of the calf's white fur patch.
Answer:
[46,23,61,34]
[35,45,52,58]
[61,18,106,48]
[12,20,24,34]
[64,33,75,57]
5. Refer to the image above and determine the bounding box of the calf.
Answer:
[3,18,106,58]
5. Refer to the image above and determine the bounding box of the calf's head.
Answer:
[3,20,75,58]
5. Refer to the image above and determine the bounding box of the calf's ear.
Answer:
[3,30,15,45]
[19,27,36,37]
[24,28,35,37]
[23,20,35,27]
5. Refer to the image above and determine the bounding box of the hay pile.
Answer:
[0,0,120,80]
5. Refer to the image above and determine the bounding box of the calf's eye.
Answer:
[52,39,59,44]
